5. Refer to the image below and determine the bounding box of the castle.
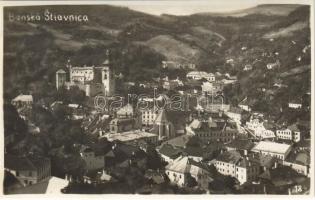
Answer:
[56,55,115,97]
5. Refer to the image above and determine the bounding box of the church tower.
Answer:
[56,69,67,90]
[101,51,115,96]
[153,109,174,140]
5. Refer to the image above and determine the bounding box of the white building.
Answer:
[276,124,301,142]
[214,151,260,185]
[11,94,33,107]
[165,156,213,188]
[251,141,292,160]
[187,71,215,82]
[246,118,275,139]
[288,102,302,109]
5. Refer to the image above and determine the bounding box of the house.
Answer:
[165,156,214,188]
[276,124,301,142]
[4,154,51,186]
[238,97,252,112]
[80,146,105,171]
[245,115,276,139]
[266,60,280,70]
[214,151,260,185]
[259,165,307,192]
[11,94,33,108]
[201,81,223,95]
[225,106,243,123]
[283,150,310,177]
[243,64,253,71]
[288,101,302,109]
[251,141,292,160]
[186,71,215,82]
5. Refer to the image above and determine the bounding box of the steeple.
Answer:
[155,109,168,124]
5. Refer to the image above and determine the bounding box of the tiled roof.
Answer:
[158,144,182,159]
[216,150,241,164]
[165,156,190,173]
[226,139,254,151]
[162,135,192,148]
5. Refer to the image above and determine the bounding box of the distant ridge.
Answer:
[194,4,304,17]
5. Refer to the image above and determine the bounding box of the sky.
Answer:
[3,0,310,16]
[117,0,309,16]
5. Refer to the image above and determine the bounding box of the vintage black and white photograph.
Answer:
[1,0,313,195]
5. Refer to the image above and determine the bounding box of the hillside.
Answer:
[3,4,311,105]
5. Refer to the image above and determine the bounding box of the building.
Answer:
[251,141,292,160]
[165,156,214,188]
[4,154,51,186]
[288,101,302,109]
[56,69,67,90]
[109,116,141,133]
[245,114,276,139]
[201,81,223,95]
[186,71,215,82]
[225,106,243,123]
[238,97,252,112]
[189,117,238,143]
[283,150,310,177]
[243,64,253,71]
[80,146,105,171]
[56,53,115,97]
[276,124,301,142]
[150,109,175,140]
[214,151,260,185]
[141,108,159,126]
[11,94,33,108]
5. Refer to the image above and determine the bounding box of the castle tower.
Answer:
[154,109,174,140]
[101,52,115,96]
[56,69,67,90]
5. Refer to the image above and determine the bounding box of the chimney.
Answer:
[244,150,248,156]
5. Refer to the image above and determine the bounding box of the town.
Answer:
[3,3,311,195]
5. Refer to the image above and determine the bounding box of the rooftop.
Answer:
[104,130,157,142]
[252,141,291,154]
[216,150,242,164]
[12,94,33,102]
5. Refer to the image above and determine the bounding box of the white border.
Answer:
[0,1,314,200]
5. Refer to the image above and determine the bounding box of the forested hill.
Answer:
[3,4,310,105]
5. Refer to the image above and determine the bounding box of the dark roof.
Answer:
[226,139,255,151]
[161,135,192,148]
[216,151,241,163]
[5,154,49,171]
[259,165,302,186]
[158,144,182,159]
[285,150,310,165]
[183,146,204,157]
